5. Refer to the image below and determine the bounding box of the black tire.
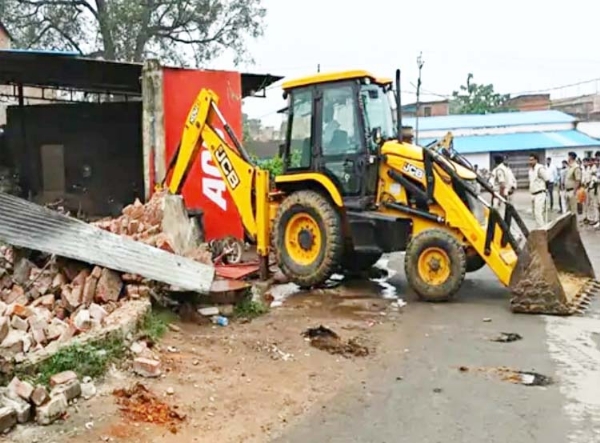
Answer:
[404,229,466,302]
[341,250,383,275]
[465,251,486,273]
[273,190,344,288]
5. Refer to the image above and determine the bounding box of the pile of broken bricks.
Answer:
[92,190,212,265]
[0,371,96,433]
[0,245,152,364]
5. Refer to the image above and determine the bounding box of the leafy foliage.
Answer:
[0,0,266,66]
[31,338,125,387]
[252,150,302,177]
[451,73,513,114]
[233,298,269,319]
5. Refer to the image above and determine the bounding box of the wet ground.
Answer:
[273,191,600,443]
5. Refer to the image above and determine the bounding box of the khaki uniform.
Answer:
[587,164,599,223]
[529,163,548,228]
[506,166,517,203]
[582,166,592,221]
[565,162,582,217]
[491,164,509,209]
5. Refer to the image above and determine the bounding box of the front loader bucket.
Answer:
[509,213,600,315]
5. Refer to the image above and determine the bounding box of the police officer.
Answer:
[491,155,509,209]
[528,153,549,228]
[564,152,582,218]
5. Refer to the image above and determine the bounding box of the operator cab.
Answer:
[279,70,396,210]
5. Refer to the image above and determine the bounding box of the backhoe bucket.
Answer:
[508,213,600,315]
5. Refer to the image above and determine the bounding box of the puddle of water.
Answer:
[267,256,406,311]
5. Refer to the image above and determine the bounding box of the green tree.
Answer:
[451,73,513,114]
[0,0,266,66]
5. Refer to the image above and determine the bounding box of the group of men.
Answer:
[489,151,600,228]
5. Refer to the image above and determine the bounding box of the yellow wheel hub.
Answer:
[417,247,451,286]
[284,213,322,266]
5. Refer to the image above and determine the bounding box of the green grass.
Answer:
[139,308,177,343]
[31,338,126,387]
[234,298,269,320]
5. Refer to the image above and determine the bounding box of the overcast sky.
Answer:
[212,0,600,128]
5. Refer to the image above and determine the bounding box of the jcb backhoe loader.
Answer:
[160,69,599,315]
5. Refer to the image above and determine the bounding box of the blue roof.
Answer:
[0,49,79,56]
[419,130,600,154]
[405,110,575,131]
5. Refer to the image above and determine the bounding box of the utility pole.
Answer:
[415,52,425,145]
[317,64,321,73]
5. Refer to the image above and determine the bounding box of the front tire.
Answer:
[404,229,466,302]
[273,190,344,288]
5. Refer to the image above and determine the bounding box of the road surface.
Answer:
[275,202,600,443]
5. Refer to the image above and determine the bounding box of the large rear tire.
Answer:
[405,229,466,302]
[273,190,344,288]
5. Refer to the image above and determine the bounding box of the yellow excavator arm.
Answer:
[159,89,271,273]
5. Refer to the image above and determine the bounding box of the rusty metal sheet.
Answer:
[0,193,214,293]
[215,262,260,280]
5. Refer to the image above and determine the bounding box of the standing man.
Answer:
[491,155,509,209]
[564,152,582,219]
[529,153,549,228]
[558,160,568,214]
[582,157,592,223]
[545,157,559,211]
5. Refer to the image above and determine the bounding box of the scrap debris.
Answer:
[0,245,149,363]
[458,366,553,386]
[302,326,370,358]
[92,190,212,265]
[490,332,523,343]
[113,383,185,433]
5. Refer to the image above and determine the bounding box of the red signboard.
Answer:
[162,68,244,241]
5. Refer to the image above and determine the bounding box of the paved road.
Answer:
[275,203,600,443]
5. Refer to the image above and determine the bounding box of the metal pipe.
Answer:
[395,69,402,143]
[384,201,444,224]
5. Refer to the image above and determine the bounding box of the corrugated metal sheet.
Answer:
[419,130,600,154]
[0,193,214,293]
[404,110,575,131]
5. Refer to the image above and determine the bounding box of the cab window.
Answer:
[321,86,361,156]
[287,89,312,169]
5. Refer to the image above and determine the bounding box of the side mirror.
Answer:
[371,127,382,144]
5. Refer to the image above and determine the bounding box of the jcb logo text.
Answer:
[215,145,240,190]
[402,163,424,180]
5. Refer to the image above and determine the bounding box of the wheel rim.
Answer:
[284,213,322,266]
[417,247,451,286]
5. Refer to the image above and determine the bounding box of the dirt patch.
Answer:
[113,383,185,433]
[302,326,370,358]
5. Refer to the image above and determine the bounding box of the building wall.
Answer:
[402,101,449,118]
[505,94,550,111]
[5,102,143,216]
[462,152,490,171]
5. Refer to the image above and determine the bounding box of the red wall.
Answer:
[162,68,244,241]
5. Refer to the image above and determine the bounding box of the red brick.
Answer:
[4,285,24,304]
[44,318,67,341]
[31,294,55,309]
[72,269,90,287]
[122,273,143,283]
[13,304,34,319]
[82,276,98,307]
[132,358,161,378]
[91,266,103,279]
[49,370,78,387]
[31,386,49,407]
[8,377,34,401]
[51,273,67,289]
[29,317,47,345]
[95,269,122,303]
[125,284,140,299]
[61,285,82,312]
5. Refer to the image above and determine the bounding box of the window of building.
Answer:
[423,106,432,117]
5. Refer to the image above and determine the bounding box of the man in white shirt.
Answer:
[545,157,559,211]
[529,153,549,228]
[491,155,509,210]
